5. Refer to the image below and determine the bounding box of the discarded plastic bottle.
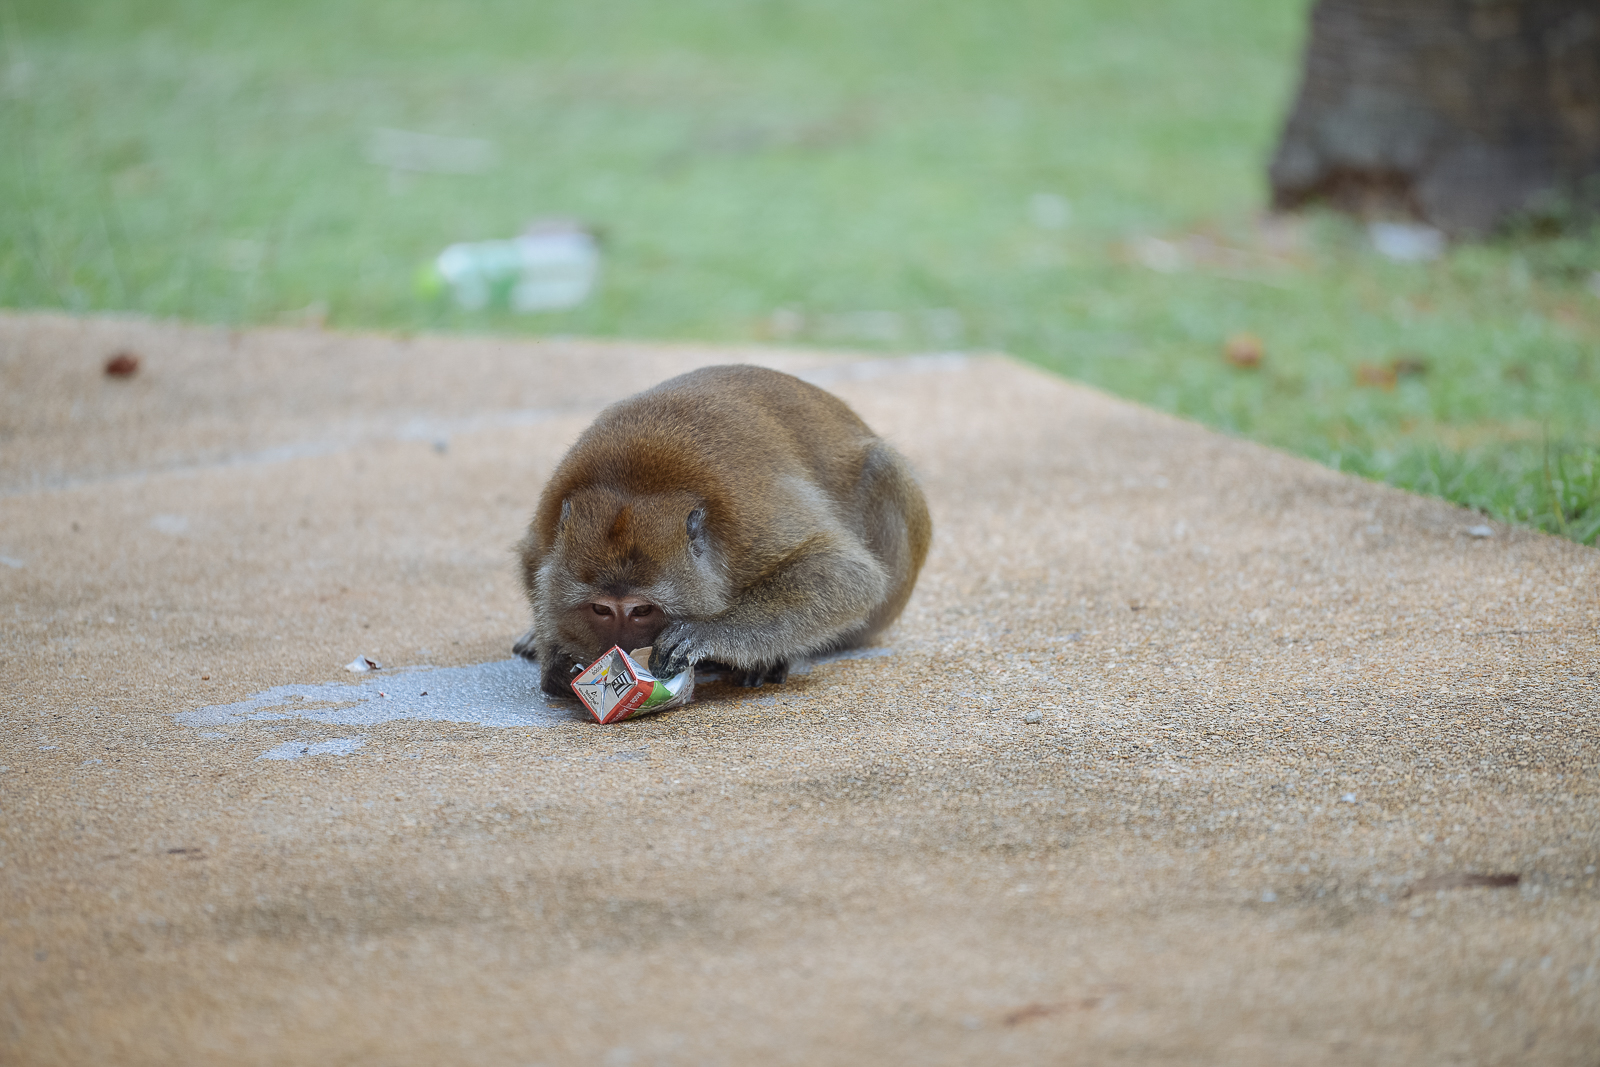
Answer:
[420,219,599,313]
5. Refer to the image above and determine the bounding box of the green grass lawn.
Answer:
[3,0,1597,544]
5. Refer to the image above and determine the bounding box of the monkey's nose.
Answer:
[585,595,668,649]
[589,596,655,619]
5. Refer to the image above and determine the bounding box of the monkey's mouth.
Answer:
[582,595,668,651]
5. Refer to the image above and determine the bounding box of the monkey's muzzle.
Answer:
[584,596,669,651]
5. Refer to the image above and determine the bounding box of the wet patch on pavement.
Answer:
[257,735,371,760]
[177,646,898,757]
[177,658,580,740]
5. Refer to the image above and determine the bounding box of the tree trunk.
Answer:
[1270,0,1600,235]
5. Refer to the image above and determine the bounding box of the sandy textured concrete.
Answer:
[2,311,1597,1066]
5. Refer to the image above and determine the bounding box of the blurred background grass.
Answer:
[2,0,1597,544]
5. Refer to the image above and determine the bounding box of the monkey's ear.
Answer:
[686,507,706,556]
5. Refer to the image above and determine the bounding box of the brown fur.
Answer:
[513,365,931,694]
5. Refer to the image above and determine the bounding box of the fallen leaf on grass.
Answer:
[1224,333,1263,369]
[1356,354,1429,389]
[1354,362,1397,389]
[1391,352,1429,378]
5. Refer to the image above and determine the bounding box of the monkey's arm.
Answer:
[510,533,547,661]
[650,539,890,678]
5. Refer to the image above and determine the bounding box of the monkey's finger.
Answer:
[650,644,689,678]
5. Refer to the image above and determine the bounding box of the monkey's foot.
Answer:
[734,661,790,687]
[511,627,539,662]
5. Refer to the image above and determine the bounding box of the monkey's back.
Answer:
[519,364,931,674]
[590,364,873,490]
[530,365,928,590]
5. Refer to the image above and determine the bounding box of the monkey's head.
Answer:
[536,486,732,664]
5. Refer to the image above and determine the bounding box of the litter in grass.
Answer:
[345,656,382,672]
[1369,222,1445,262]
[422,220,599,312]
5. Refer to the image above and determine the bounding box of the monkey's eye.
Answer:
[629,605,654,618]
[591,604,614,617]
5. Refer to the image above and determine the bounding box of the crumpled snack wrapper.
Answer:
[569,645,694,724]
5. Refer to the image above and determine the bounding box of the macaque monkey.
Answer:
[513,364,931,696]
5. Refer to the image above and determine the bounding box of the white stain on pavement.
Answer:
[259,735,370,761]
[177,648,895,759]
[178,658,578,739]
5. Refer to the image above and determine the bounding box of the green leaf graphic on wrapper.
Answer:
[642,670,691,709]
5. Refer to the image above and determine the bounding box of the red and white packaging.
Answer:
[569,646,694,724]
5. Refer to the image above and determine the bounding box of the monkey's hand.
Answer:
[648,622,710,679]
[538,651,585,699]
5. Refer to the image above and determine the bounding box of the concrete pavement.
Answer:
[2,311,1597,1065]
